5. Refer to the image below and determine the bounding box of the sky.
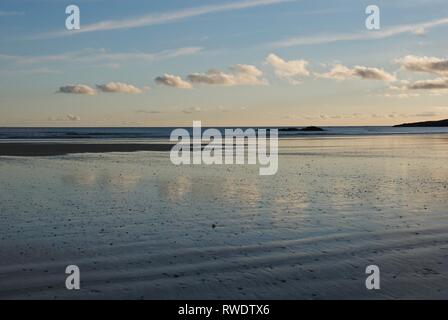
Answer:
[1,0,448,127]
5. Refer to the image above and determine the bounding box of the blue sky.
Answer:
[1,0,448,126]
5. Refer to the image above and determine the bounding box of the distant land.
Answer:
[279,126,325,132]
[394,119,448,127]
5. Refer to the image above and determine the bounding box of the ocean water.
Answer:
[1,126,448,141]
[1,134,448,299]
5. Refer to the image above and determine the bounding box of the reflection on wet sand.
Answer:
[62,171,142,191]
[158,175,193,202]
[1,134,448,299]
[157,175,262,208]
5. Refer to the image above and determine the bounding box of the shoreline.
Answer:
[0,143,173,157]
[1,133,448,299]
[1,131,448,157]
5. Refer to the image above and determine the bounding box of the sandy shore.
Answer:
[1,135,448,299]
[0,143,174,156]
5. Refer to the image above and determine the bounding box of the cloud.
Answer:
[67,114,81,121]
[265,53,309,84]
[217,105,230,113]
[135,110,162,114]
[371,111,439,118]
[407,78,448,90]
[0,47,202,65]
[271,17,448,47]
[49,114,81,121]
[41,0,293,38]
[155,74,192,89]
[384,92,421,98]
[187,64,266,86]
[293,113,369,120]
[96,82,143,94]
[182,107,202,114]
[58,84,96,95]
[413,111,437,117]
[321,64,396,81]
[0,67,60,75]
[388,77,448,93]
[396,55,448,76]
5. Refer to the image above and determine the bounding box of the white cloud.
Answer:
[187,64,266,86]
[155,74,192,89]
[96,82,143,94]
[384,92,421,98]
[272,17,448,47]
[49,114,81,121]
[58,85,96,95]
[265,53,309,84]
[41,0,293,37]
[396,55,448,76]
[0,47,202,65]
[67,114,81,121]
[182,107,202,114]
[321,64,396,81]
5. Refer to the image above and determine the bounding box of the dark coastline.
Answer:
[394,119,448,127]
[0,143,173,157]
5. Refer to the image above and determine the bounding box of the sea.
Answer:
[1,126,448,141]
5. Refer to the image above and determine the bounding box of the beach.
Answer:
[0,143,173,157]
[1,133,448,299]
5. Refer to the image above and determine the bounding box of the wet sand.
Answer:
[0,143,173,156]
[0,134,448,299]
